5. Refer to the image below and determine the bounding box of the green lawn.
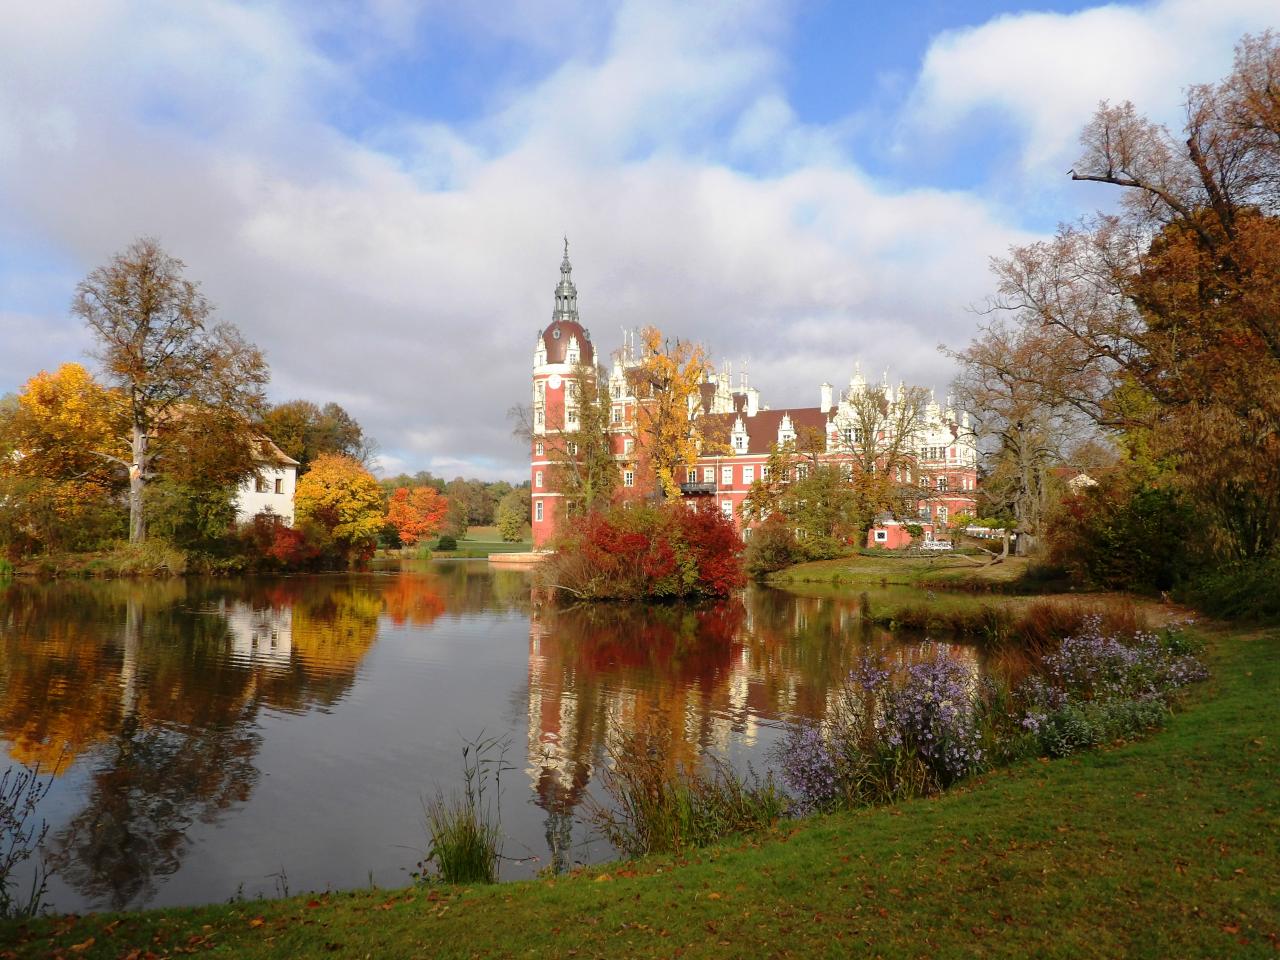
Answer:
[6,622,1276,958]
[771,551,1033,587]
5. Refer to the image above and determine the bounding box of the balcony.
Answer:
[679,481,717,495]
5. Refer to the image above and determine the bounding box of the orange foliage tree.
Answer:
[385,486,449,546]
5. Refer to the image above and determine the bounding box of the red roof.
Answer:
[539,320,594,365]
[700,407,831,455]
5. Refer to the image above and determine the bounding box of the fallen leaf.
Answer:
[249,917,266,928]
[595,874,612,883]
[68,938,95,953]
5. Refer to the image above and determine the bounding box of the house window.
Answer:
[535,441,544,456]
[535,500,544,522]
[720,500,733,518]
[274,478,283,494]
[254,476,267,493]
[721,465,733,486]
[743,465,755,484]
[874,530,888,542]
[703,466,715,483]
[624,470,634,488]
[535,470,543,488]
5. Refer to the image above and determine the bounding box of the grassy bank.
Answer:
[770,552,1034,588]
[6,622,1275,958]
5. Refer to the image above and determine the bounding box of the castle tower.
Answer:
[531,239,595,547]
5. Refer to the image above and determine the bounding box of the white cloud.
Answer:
[1,0,1255,480]
[905,0,1278,174]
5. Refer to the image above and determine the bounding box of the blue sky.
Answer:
[0,0,1273,480]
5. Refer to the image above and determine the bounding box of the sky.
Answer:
[0,0,1274,481]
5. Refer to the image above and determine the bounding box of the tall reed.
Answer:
[421,733,510,884]
[589,719,785,857]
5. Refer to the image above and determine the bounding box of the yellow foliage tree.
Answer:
[4,363,125,487]
[627,326,719,499]
[294,454,385,565]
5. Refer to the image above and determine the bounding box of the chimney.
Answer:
[820,382,833,411]
[746,387,759,417]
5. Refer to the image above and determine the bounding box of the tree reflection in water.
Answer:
[0,576,407,909]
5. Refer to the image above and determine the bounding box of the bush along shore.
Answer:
[4,615,1275,958]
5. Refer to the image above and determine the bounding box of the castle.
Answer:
[529,242,978,547]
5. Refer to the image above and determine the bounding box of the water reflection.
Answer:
[524,589,982,872]
[0,566,982,910]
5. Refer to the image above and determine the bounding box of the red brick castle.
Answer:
[530,242,978,547]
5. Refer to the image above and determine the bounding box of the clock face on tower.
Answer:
[547,374,563,390]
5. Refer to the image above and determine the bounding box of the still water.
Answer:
[0,561,980,912]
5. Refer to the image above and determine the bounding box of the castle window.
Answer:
[761,465,771,481]
[567,441,577,455]
[796,464,809,480]
[535,471,543,488]
[535,501,544,522]
[937,477,948,491]
[733,434,746,451]
[535,441,544,456]
[721,501,733,518]
[567,350,578,363]
[623,470,634,488]
[721,465,733,486]
[624,438,634,454]
[703,466,714,483]
[566,407,578,428]
[535,409,544,427]
[611,407,621,424]
[743,465,755,484]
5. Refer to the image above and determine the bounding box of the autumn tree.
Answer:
[294,454,385,565]
[0,364,128,553]
[260,400,372,473]
[386,486,449,547]
[947,322,1098,554]
[627,327,721,499]
[72,238,269,543]
[828,381,936,525]
[967,32,1280,562]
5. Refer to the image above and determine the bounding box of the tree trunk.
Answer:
[129,421,147,543]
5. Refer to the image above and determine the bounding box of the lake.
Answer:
[0,561,981,912]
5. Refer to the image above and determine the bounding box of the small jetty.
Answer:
[487,552,548,566]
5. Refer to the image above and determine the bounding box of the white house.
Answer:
[234,437,299,525]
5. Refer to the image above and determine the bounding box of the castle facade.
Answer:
[530,243,978,547]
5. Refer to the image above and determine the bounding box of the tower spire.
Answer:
[553,236,579,322]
